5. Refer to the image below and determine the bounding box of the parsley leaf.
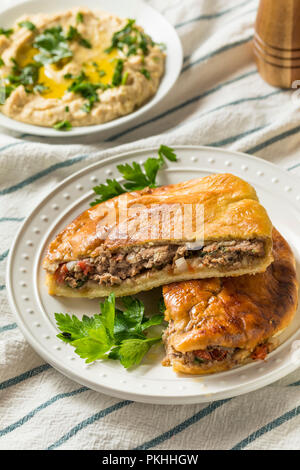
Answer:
[90,145,177,205]
[18,21,36,31]
[122,296,144,328]
[33,26,73,65]
[72,327,112,363]
[118,337,161,368]
[140,67,150,80]
[66,26,92,48]
[121,71,128,85]
[76,12,84,24]
[0,57,4,67]
[92,179,127,206]
[140,314,164,331]
[55,293,164,368]
[112,59,124,86]
[0,84,16,104]
[55,313,104,343]
[67,71,104,112]
[158,144,177,162]
[105,19,152,57]
[117,161,150,189]
[7,62,40,87]
[105,19,136,54]
[99,293,116,341]
[53,120,72,131]
[0,28,13,38]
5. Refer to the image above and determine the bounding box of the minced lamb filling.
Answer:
[162,322,270,369]
[163,343,269,368]
[54,238,265,289]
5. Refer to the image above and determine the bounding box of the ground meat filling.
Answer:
[55,238,265,289]
[169,346,235,367]
[162,323,270,368]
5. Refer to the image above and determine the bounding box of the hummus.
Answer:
[0,8,165,128]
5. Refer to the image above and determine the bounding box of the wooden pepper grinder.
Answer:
[254,0,300,88]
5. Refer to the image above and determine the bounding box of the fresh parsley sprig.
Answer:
[91,145,177,206]
[55,293,164,368]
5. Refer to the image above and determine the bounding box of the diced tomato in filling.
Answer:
[54,264,68,284]
[251,344,268,361]
[78,260,92,276]
[209,348,228,361]
[194,350,212,362]
[194,348,228,362]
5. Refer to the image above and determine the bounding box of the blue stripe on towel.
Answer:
[106,70,257,141]
[135,399,230,450]
[0,323,17,334]
[175,0,255,28]
[0,364,51,391]
[0,154,89,196]
[0,387,88,437]
[47,400,132,449]
[232,404,300,449]
[0,249,9,262]
[247,125,300,154]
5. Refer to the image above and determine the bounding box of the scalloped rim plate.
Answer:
[6,145,300,404]
[0,0,182,137]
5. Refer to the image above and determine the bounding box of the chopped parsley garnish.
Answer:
[92,62,106,78]
[0,28,14,38]
[55,293,164,368]
[112,59,124,86]
[65,105,69,112]
[105,19,152,57]
[18,21,36,31]
[91,145,177,205]
[33,83,49,94]
[121,71,129,85]
[0,84,16,104]
[140,67,150,80]
[76,12,84,24]
[66,26,91,49]
[33,26,73,65]
[67,71,101,112]
[7,61,40,91]
[0,57,4,67]
[63,73,73,79]
[53,120,72,131]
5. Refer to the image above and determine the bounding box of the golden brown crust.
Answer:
[43,173,273,297]
[163,229,298,374]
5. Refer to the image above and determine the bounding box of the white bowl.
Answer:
[0,0,183,137]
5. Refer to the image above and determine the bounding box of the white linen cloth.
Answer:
[1,0,300,450]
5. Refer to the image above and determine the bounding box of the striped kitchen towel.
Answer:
[1,0,300,450]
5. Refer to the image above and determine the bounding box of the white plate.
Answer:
[0,0,182,137]
[6,146,300,404]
